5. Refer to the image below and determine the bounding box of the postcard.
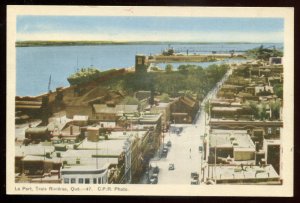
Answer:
[7,6,294,196]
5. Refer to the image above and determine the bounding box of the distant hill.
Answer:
[15,40,259,47]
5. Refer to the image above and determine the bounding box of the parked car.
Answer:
[162,147,168,154]
[191,178,199,185]
[153,166,160,174]
[150,174,158,184]
[168,163,175,170]
[166,141,172,147]
[191,172,199,179]
[191,172,200,185]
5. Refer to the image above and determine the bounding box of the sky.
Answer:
[16,16,284,43]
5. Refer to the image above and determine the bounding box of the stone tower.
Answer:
[135,55,148,73]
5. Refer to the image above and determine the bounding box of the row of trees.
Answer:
[99,63,228,104]
[152,64,229,99]
[246,45,283,61]
[204,100,282,121]
[246,100,281,120]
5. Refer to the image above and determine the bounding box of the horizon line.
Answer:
[15,40,283,44]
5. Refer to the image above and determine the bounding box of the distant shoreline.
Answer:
[15,40,279,47]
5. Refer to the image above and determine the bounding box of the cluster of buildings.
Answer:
[204,59,283,184]
[15,111,162,184]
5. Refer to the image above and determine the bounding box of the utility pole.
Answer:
[214,138,217,182]
[96,141,98,169]
[47,75,51,93]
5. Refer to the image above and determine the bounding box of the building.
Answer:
[65,87,125,119]
[269,57,282,65]
[206,164,280,184]
[86,126,100,142]
[208,130,256,164]
[254,85,274,96]
[170,96,199,124]
[60,161,114,184]
[211,106,252,120]
[15,144,61,183]
[25,126,51,142]
[135,55,149,73]
[263,139,281,174]
[59,129,155,184]
[72,115,89,126]
[92,104,139,122]
[209,119,283,132]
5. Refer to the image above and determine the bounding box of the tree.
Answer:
[165,64,173,73]
[270,100,281,120]
[204,101,211,114]
[121,96,140,105]
[245,101,259,119]
[160,93,170,103]
[273,84,283,99]
[258,103,268,120]
[246,45,283,61]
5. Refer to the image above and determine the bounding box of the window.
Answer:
[93,178,97,184]
[85,178,90,184]
[138,57,142,65]
[268,128,272,134]
[64,178,69,184]
[79,178,84,184]
[71,178,76,184]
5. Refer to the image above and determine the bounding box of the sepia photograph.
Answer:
[6,6,294,196]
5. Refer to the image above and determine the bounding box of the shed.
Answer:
[54,144,67,151]
[25,126,50,141]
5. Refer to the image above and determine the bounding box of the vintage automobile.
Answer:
[191,177,199,185]
[166,141,172,147]
[168,163,175,170]
[150,174,158,184]
[153,166,160,174]
[191,172,200,185]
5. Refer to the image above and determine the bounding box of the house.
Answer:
[92,104,139,122]
[65,104,93,119]
[170,96,199,124]
[72,115,89,126]
[65,87,125,119]
[236,92,259,102]
[211,106,252,120]
[254,85,274,96]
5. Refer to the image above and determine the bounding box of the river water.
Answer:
[16,43,282,96]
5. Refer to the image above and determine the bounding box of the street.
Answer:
[140,67,233,184]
